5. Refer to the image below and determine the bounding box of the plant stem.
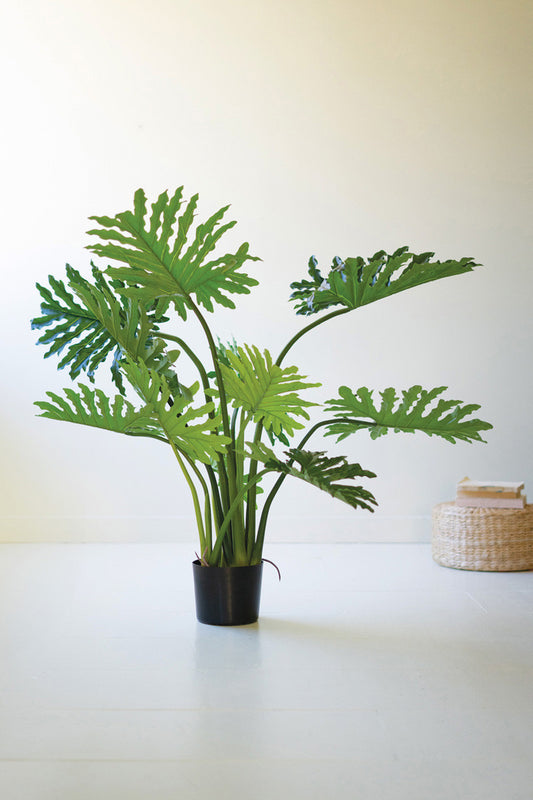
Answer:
[186,300,232,436]
[168,438,206,554]
[245,421,264,557]
[157,332,211,393]
[205,464,224,531]
[182,452,214,556]
[185,295,245,555]
[154,333,224,529]
[157,330,225,529]
[275,307,350,366]
[236,411,254,557]
[247,310,352,555]
[248,309,352,558]
[210,469,270,566]
[252,417,373,561]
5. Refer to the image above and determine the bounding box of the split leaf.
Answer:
[248,443,377,512]
[31,265,174,394]
[34,385,163,440]
[86,187,260,318]
[219,344,320,437]
[290,249,477,316]
[122,359,231,463]
[324,385,493,443]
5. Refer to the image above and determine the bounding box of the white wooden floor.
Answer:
[0,542,532,799]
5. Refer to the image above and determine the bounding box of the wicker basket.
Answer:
[432,501,533,571]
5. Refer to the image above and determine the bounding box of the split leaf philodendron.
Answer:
[32,186,492,567]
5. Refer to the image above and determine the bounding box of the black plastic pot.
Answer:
[192,560,263,626]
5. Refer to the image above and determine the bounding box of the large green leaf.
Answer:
[324,385,493,443]
[36,363,232,462]
[34,385,163,440]
[67,266,185,397]
[32,266,119,385]
[32,265,183,396]
[248,443,377,511]
[70,268,155,360]
[86,187,260,319]
[219,344,320,437]
[122,359,231,463]
[290,248,478,316]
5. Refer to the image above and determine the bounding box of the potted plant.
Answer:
[31,185,491,625]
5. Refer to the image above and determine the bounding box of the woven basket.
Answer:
[432,501,533,571]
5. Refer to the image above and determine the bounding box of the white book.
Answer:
[457,477,525,495]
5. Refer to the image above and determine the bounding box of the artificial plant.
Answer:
[32,186,491,566]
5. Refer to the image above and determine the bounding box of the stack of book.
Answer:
[456,477,526,508]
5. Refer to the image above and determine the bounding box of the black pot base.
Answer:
[192,560,263,626]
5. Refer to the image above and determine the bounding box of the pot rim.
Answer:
[192,558,263,569]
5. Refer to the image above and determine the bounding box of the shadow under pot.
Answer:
[192,560,263,626]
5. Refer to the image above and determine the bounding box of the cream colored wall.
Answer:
[2,0,532,543]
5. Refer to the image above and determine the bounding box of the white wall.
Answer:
[2,0,532,544]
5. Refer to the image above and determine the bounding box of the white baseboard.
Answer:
[0,514,432,544]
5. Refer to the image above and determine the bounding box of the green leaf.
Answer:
[67,265,185,396]
[324,385,493,443]
[122,359,232,463]
[32,264,183,396]
[31,267,118,385]
[68,267,152,359]
[86,187,260,319]
[290,249,478,316]
[248,443,377,511]
[34,385,163,440]
[219,344,321,437]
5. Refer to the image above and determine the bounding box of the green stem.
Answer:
[168,439,206,554]
[276,307,350,366]
[182,452,213,556]
[210,469,270,566]
[248,309,353,558]
[185,296,245,551]
[157,330,226,524]
[252,417,373,561]
[245,421,264,557]
[186,300,232,439]
[236,411,254,557]
[206,464,224,531]
[231,407,240,443]
[157,332,211,393]
[233,409,245,489]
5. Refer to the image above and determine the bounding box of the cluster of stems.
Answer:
[159,297,352,567]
